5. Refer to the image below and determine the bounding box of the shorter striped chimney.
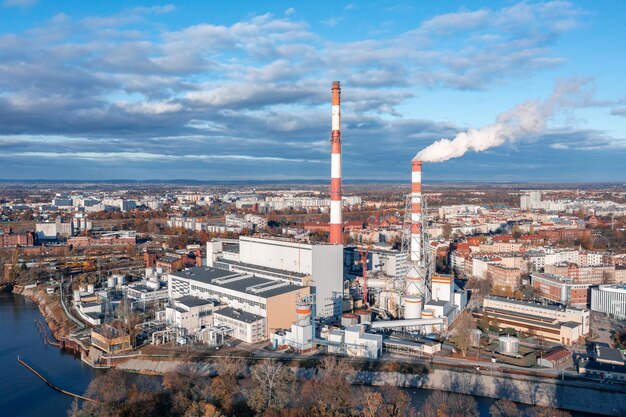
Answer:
[410,160,422,265]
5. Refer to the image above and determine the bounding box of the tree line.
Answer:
[70,356,572,417]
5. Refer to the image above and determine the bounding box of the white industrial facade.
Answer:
[591,285,626,320]
[208,236,343,318]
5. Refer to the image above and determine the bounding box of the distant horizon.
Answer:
[1,178,624,186]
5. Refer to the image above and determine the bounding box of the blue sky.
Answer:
[0,0,624,181]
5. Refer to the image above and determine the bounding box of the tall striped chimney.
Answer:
[410,160,422,264]
[329,81,342,245]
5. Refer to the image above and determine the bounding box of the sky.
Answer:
[0,0,625,182]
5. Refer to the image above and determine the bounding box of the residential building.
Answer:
[531,272,592,307]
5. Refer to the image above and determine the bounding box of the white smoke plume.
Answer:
[414,79,587,162]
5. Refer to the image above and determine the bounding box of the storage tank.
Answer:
[421,309,434,333]
[72,290,80,300]
[296,303,312,325]
[341,313,359,327]
[403,295,422,319]
[355,309,371,324]
[87,284,95,293]
[404,273,425,296]
[498,336,520,356]
[72,218,79,231]
[107,276,116,288]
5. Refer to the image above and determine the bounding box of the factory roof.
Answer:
[217,258,308,278]
[127,284,156,293]
[485,295,569,312]
[427,300,449,307]
[176,296,215,308]
[595,346,625,364]
[215,307,264,324]
[171,267,305,298]
[580,360,626,375]
[483,307,562,329]
[561,321,581,329]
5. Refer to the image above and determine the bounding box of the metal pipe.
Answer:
[369,317,444,329]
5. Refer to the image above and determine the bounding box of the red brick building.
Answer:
[0,227,36,247]
[487,263,522,291]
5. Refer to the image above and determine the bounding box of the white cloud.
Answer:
[3,0,37,8]
[117,101,183,115]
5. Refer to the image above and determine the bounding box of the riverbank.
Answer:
[115,357,624,415]
[12,285,76,340]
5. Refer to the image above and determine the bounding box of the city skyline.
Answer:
[0,0,625,181]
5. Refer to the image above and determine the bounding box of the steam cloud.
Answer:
[414,79,586,162]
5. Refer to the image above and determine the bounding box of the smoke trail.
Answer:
[414,79,586,162]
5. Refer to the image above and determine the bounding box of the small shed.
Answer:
[538,346,571,368]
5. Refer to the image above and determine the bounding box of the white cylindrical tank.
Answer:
[87,284,95,293]
[295,303,312,326]
[404,274,425,296]
[403,295,422,319]
[341,313,359,327]
[72,218,79,230]
[86,221,93,230]
[73,290,80,300]
[422,309,434,332]
[499,336,519,356]
[147,280,160,290]
[107,276,116,288]
[79,218,86,229]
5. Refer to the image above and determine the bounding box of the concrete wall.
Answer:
[266,288,310,333]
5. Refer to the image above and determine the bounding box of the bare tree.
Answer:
[362,390,384,417]
[529,406,572,417]
[247,360,295,413]
[213,354,245,378]
[422,391,479,417]
[203,404,224,417]
[450,312,476,356]
[381,385,410,417]
[489,399,519,417]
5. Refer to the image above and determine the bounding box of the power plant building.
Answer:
[207,235,343,318]
[168,266,309,337]
[478,296,590,345]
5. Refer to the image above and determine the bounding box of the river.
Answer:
[0,291,600,417]
[0,291,102,417]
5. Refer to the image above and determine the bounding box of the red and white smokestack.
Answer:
[329,81,342,245]
[411,160,422,265]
